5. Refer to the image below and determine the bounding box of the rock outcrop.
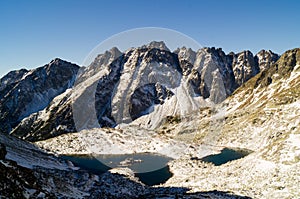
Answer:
[232,50,260,86]
[255,49,280,71]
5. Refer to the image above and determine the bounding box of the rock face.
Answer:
[0,143,7,159]
[94,55,125,127]
[108,47,181,126]
[256,48,300,88]
[3,42,280,141]
[78,47,123,84]
[194,47,236,97]
[0,160,54,199]
[231,50,260,86]
[129,83,174,120]
[255,49,280,71]
[0,59,80,134]
[11,90,76,141]
[0,69,28,93]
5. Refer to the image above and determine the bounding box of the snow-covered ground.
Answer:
[35,125,220,160]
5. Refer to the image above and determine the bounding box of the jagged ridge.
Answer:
[1,42,279,141]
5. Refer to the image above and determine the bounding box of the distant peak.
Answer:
[174,46,195,53]
[257,49,268,54]
[142,41,170,51]
[109,47,121,55]
[48,58,78,68]
[277,48,300,66]
[50,58,66,65]
[256,49,279,56]
[242,50,254,56]
[93,47,122,62]
[107,47,122,59]
[201,47,224,53]
[174,47,196,63]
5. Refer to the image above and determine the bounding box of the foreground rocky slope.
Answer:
[6,42,279,141]
[1,132,252,199]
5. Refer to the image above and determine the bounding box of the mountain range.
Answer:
[0,42,299,198]
[1,41,279,141]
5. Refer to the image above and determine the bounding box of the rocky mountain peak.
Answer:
[202,47,224,54]
[174,47,196,64]
[142,41,170,51]
[0,60,80,134]
[232,50,259,86]
[254,48,299,88]
[76,47,123,84]
[255,49,280,71]
[90,47,122,68]
[45,58,79,75]
[273,48,300,70]
[49,58,65,65]
[0,69,29,92]
[109,47,122,56]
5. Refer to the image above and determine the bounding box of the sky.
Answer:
[1,0,300,77]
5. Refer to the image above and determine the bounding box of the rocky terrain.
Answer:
[1,42,299,198]
[161,48,300,198]
[1,132,253,198]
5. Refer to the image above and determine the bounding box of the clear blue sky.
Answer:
[1,0,300,77]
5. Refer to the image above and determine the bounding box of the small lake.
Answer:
[200,148,252,166]
[61,153,173,186]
